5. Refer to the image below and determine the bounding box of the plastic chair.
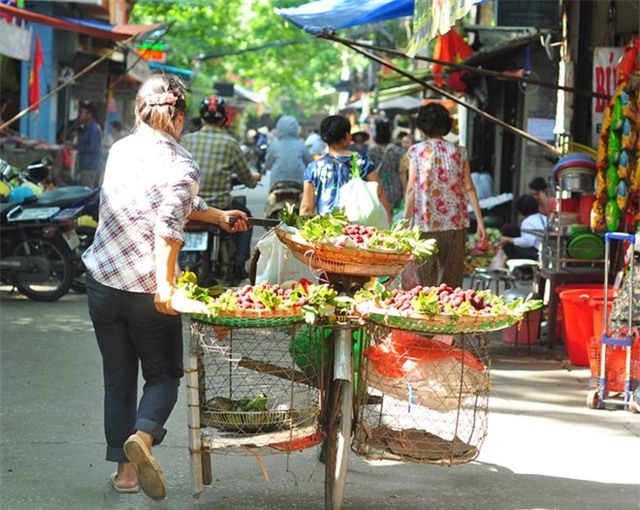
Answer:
[470,268,516,293]
[506,259,540,282]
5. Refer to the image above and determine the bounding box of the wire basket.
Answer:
[353,324,490,465]
[189,321,321,454]
[588,335,640,392]
[275,226,412,277]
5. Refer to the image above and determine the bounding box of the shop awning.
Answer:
[346,94,423,111]
[275,0,414,31]
[148,62,193,79]
[0,3,166,41]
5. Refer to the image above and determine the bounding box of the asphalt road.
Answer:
[1,176,639,509]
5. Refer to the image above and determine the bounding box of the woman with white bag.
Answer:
[299,115,392,228]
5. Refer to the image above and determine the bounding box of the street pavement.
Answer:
[1,178,639,509]
[2,289,639,510]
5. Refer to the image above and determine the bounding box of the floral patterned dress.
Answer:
[407,139,470,233]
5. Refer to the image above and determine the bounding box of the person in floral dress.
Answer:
[403,103,486,287]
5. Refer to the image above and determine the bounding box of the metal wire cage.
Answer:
[353,324,491,466]
[188,320,323,455]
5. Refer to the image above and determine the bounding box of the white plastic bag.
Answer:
[338,178,388,230]
[488,247,507,270]
[254,230,316,285]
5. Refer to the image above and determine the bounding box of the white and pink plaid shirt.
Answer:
[83,124,206,293]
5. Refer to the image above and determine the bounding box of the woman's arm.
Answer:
[299,182,316,216]
[154,235,182,315]
[365,171,392,221]
[403,158,417,220]
[399,154,409,195]
[463,159,486,242]
[188,207,249,233]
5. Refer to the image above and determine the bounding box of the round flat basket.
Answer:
[189,308,304,327]
[275,226,412,277]
[201,409,301,434]
[361,305,513,334]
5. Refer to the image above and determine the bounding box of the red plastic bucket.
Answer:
[554,283,604,340]
[559,288,612,366]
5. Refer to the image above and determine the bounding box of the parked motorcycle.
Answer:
[1,157,100,294]
[0,203,80,301]
[29,186,100,293]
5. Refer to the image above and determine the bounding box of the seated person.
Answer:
[470,156,494,200]
[529,176,550,216]
[500,194,547,261]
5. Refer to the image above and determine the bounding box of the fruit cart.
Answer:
[181,218,536,510]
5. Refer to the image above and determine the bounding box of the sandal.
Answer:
[123,435,166,501]
[110,472,139,494]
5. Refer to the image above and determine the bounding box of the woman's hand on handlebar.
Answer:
[220,210,249,233]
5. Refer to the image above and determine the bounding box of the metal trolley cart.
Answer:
[587,232,640,412]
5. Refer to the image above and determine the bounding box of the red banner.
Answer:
[28,35,43,109]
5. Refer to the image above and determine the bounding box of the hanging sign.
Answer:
[135,41,167,63]
[592,47,623,146]
[0,18,31,61]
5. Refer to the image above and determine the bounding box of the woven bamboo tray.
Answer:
[359,304,513,334]
[200,408,304,434]
[275,227,413,277]
[189,308,304,327]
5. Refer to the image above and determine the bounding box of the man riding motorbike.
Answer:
[182,95,260,281]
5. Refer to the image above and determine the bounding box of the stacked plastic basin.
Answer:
[501,289,542,345]
[559,287,614,366]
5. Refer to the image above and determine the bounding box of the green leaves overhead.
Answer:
[130,0,404,117]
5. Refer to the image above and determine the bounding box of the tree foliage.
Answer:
[130,0,408,120]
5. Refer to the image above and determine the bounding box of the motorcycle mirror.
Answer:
[0,159,15,180]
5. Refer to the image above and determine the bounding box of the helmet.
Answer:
[8,185,36,204]
[199,95,227,125]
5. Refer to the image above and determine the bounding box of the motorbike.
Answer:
[179,176,278,287]
[265,180,303,220]
[1,157,100,294]
[179,176,248,287]
[30,186,100,293]
[0,202,81,301]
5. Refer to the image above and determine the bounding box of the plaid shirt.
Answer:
[83,125,207,293]
[182,124,256,209]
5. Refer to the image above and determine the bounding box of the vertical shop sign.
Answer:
[592,47,623,146]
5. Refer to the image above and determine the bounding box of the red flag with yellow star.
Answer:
[432,29,474,93]
[28,35,43,110]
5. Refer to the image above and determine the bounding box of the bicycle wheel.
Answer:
[324,329,353,510]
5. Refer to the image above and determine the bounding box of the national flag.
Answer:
[432,28,474,93]
[28,35,43,110]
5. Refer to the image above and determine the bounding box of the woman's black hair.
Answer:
[320,115,351,145]
[517,194,540,217]
[416,103,453,137]
[529,176,548,192]
[374,121,392,144]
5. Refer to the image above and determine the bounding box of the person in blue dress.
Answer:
[299,115,391,218]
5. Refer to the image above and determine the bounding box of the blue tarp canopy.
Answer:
[276,0,414,31]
